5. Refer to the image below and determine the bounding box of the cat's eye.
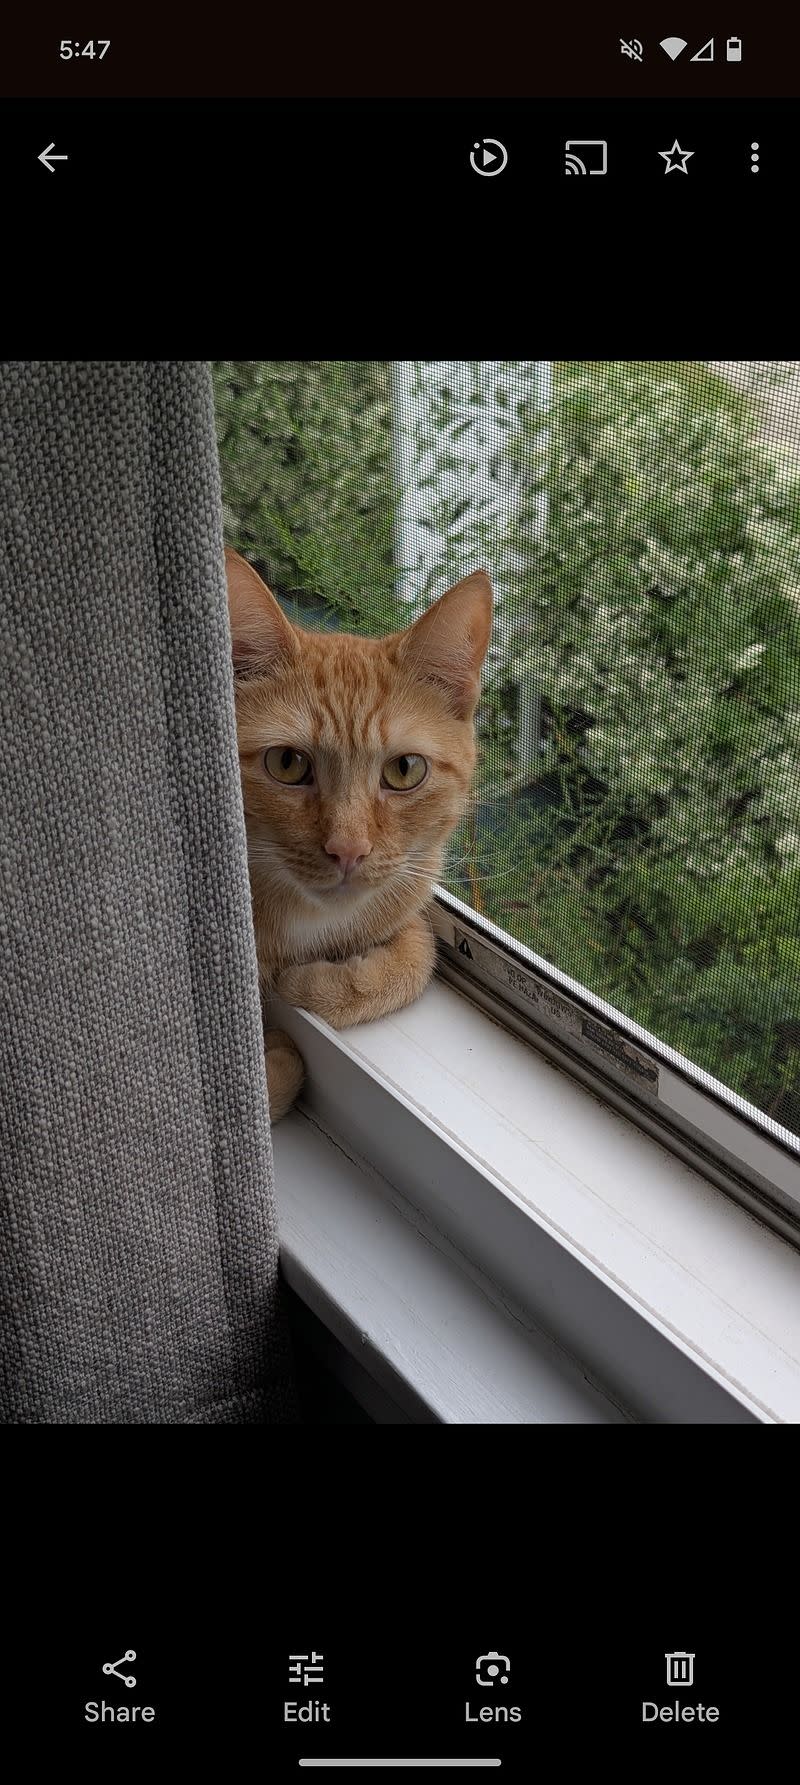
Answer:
[264,746,313,785]
[381,753,428,791]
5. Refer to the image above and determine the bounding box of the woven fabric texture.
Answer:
[0,360,297,1423]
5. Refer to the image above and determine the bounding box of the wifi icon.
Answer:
[660,35,688,59]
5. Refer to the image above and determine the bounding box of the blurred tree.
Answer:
[462,361,800,1130]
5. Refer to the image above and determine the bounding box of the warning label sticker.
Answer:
[450,924,659,1096]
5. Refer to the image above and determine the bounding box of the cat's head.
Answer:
[225,549,492,910]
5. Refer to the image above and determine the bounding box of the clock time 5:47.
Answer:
[59,41,111,58]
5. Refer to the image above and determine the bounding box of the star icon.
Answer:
[659,138,694,174]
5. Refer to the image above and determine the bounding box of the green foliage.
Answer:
[211,360,408,631]
[212,359,800,1134]
[459,361,800,1131]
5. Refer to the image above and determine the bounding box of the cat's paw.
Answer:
[265,1027,305,1121]
[275,960,362,1030]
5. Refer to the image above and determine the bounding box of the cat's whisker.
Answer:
[404,867,523,888]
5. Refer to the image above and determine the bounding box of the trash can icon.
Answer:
[665,1651,694,1687]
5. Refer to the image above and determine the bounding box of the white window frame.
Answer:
[272,909,800,1425]
[431,890,800,1241]
[271,359,800,1422]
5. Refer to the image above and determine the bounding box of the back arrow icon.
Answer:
[38,143,68,173]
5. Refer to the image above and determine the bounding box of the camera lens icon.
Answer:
[476,1651,510,1686]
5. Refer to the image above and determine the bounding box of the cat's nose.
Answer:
[324,837,372,879]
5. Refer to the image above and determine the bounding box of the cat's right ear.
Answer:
[224,548,299,675]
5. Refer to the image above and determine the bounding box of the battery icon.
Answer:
[727,37,742,61]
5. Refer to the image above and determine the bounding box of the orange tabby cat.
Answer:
[225,549,493,1121]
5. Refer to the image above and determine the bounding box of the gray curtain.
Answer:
[0,361,297,1423]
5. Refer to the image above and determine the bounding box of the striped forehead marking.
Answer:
[306,652,394,751]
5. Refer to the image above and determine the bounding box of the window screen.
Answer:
[213,361,800,1148]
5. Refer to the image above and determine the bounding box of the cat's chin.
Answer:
[264,862,369,905]
[272,869,367,906]
[314,879,369,901]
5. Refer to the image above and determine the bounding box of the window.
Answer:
[212,361,800,1240]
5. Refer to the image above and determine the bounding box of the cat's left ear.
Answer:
[224,547,299,674]
[395,570,493,719]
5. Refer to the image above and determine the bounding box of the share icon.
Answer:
[102,1649,137,1688]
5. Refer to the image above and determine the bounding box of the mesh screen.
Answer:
[213,361,800,1142]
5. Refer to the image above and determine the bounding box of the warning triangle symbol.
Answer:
[690,37,714,61]
[457,937,473,958]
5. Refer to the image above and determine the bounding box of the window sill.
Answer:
[271,976,800,1424]
[275,1107,628,1424]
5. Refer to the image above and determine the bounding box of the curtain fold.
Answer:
[0,360,297,1423]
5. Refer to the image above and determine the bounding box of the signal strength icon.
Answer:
[660,36,687,60]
